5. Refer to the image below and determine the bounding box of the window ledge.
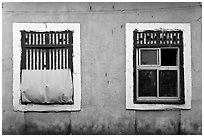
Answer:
[126,100,191,110]
[13,103,81,112]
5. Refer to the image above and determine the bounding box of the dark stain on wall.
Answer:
[24,122,70,135]
[136,119,179,135]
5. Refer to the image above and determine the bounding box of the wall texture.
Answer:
[2,2,202,135]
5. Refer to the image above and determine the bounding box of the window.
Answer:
[13,23,81,111]
[126,23,191,110]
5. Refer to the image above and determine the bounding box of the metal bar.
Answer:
[61,49,63,69]
[63,49,65,69]
[31,49,33,70]
[51,49,53,70]
[35,33,38,45]
[34,33,36,45]
[38,49,41,70]
[49,33,51,45]
[27,49,30,70]
[26,49,28,69]
[59,33,62,45]
[29,49,32,70]
[49,49,51,69]
[40,33,42,45]
[38,33,40,45]
[56,49,58,69]
[65,32,67,45]
[30,32,33,46]
[36,49,38,70]
[42,49,44,70]
[54,49,56,70]
[33,49,35,70]
[56,33,58,45]
[58,49,60,69]
[65,48,67,69]
[46,49,49,70]
[28,33,31,45]
[44,49,46,70]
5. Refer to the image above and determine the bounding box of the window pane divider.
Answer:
[137,97,180,100]
[137,66,179,70]
[157,69,159,98]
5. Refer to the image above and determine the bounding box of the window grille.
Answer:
[13,23,81,111]
[20,30,73,71]
[20,30,74,105]
[133,30,183,47]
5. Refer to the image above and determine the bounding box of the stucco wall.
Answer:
[2,2,202,135]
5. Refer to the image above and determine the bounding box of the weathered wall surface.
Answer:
[2,2,202,135]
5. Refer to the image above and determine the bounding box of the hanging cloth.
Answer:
[20,69,73,104]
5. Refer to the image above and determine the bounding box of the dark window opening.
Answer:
[138,70,157,97]
[161,49,178,66]
[159,70,178,97]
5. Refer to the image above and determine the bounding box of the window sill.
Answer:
[126,101,191,110]
[13,103,81,112]
[134,99,184,104]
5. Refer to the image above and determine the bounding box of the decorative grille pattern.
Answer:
[133,30,183,47]
[20,30,73,70]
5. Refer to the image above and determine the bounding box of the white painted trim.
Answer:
[126,23,191,110]
[13,23,81,112]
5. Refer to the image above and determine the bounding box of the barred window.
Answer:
[13,23,81,111]
[20,31,73,71]
[20,30,74,104]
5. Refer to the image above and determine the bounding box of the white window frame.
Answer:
[126,23,191,110]
[13,23,81,112]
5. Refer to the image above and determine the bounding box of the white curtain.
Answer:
[20,69,73,104]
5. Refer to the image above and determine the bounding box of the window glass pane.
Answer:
[159,70,178,97]
[138,70,157,97]
[140,50,158,65]
[161,49,178,66]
